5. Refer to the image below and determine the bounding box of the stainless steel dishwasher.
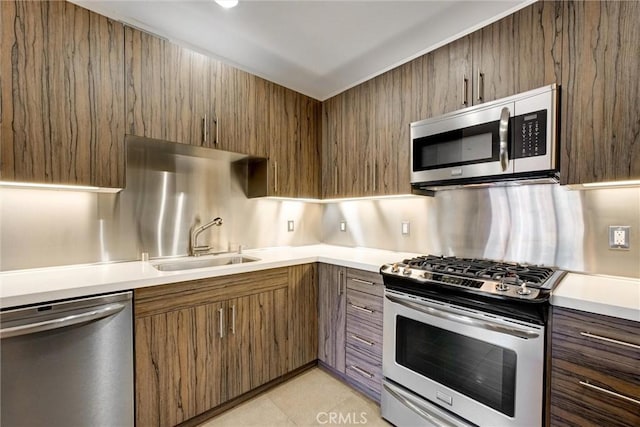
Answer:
[1,291,134,427]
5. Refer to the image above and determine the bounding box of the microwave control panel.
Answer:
[513,110,547,158]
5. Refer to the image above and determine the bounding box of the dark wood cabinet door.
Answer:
[226,288,288,399]
[471,14,515,104]
[321,96,341,198]
[513,1,563,94]
[1,1,124,188]
[287,264,319,370]
[125,27,209,147]
[317,263,347,373]
[561,0,640,184]
[426,35,473,116]
[135,301,226,427]
[297,96,322,199]
[267,83,299,197]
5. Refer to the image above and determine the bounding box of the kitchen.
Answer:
[1,0,639,426]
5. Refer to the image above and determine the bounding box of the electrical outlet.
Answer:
[340,221,347,232]
[402,221,410,235]
[609,226,630,249]
[287,220,294,232]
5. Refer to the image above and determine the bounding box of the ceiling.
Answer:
[72,0,533,101]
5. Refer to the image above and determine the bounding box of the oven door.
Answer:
[411,101,514,185]
[382,290,545,427]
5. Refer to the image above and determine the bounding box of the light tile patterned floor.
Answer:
[200,368,391,427]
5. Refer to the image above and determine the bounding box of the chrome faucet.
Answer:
[190,217,223,256]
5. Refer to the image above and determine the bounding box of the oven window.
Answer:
[413,120,501,171]
[396,316,516,417]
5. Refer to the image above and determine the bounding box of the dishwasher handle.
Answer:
[0,302,127,339]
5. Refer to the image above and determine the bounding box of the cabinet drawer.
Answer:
[346,319,382,361]
[552,308,640,389]
[346,345,383,401]
[346,290,383,328]
[550,360,640,427]
[346,269,383,297]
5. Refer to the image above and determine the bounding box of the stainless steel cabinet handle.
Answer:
[273,161,278,194]
[0,303,126,339]
[218,308,225,338]
[579,381,640,405]
[373,162,378,192]
[350,334,374,346]
[203,114,208,144]
[499,107,510,172]
[213,115,219,145]
[476,70,484,102]
[230,305,236,335]
[334,165,338,195]
[580,332,640,350]
[350,365,374,379]
[349,303,373,314]
[462,75,469,106]
[338,270,344,296]
[351,278,375,286]
[364,162,369,193]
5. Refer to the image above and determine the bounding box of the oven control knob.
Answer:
[402,267,412,276]
[495,282,509,292]
[517,283,532,296]
[391,263,400,273]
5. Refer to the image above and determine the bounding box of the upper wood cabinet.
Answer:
[1,1,125,188]
[560,0,640,184]
[125,27,214,148]
[266,82,321,199]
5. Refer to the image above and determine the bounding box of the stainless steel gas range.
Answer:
[379,255,566,427]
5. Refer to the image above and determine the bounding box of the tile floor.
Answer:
[200,368,391,427]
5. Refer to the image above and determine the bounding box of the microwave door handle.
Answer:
[499,107,510,172]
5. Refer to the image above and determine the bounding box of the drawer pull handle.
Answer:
[350,365,374,379]
[351,278,375,286]
[351,334,374,346]
[579,381,640,406]
[349,304,373,314]
[580,332,640,350]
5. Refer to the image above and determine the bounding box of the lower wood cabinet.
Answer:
[318,264,384,402]
[550,307,640,427]
[134,265,317,427]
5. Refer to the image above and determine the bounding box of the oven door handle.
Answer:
[385,293,540,339]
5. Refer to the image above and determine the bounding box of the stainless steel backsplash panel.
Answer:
[1,135,638,277]
[322,186,640,278]
[0,138,322,271]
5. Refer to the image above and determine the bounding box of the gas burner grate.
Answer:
[403,255,555,287]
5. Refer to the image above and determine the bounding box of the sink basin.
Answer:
[152,255,260,272]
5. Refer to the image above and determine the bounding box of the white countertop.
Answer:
[0,245,418,308]
[2,245,639,323]
[551,273,640,322]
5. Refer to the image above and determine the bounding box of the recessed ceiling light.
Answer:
[215,0,238,9]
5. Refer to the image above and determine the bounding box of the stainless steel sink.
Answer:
[152,255,260,272]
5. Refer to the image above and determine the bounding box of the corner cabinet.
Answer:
[318,264,384,403]
[550,307,640,426]
[560,1,640,184]
[134,265,317,427]
[1,0,125,188]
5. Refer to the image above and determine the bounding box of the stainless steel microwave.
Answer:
[410,84,559,192]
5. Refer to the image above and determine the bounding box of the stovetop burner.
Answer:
[381,254,566,303]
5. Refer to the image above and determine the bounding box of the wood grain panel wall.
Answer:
[1,1,124,187]
[560,0,640,184]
